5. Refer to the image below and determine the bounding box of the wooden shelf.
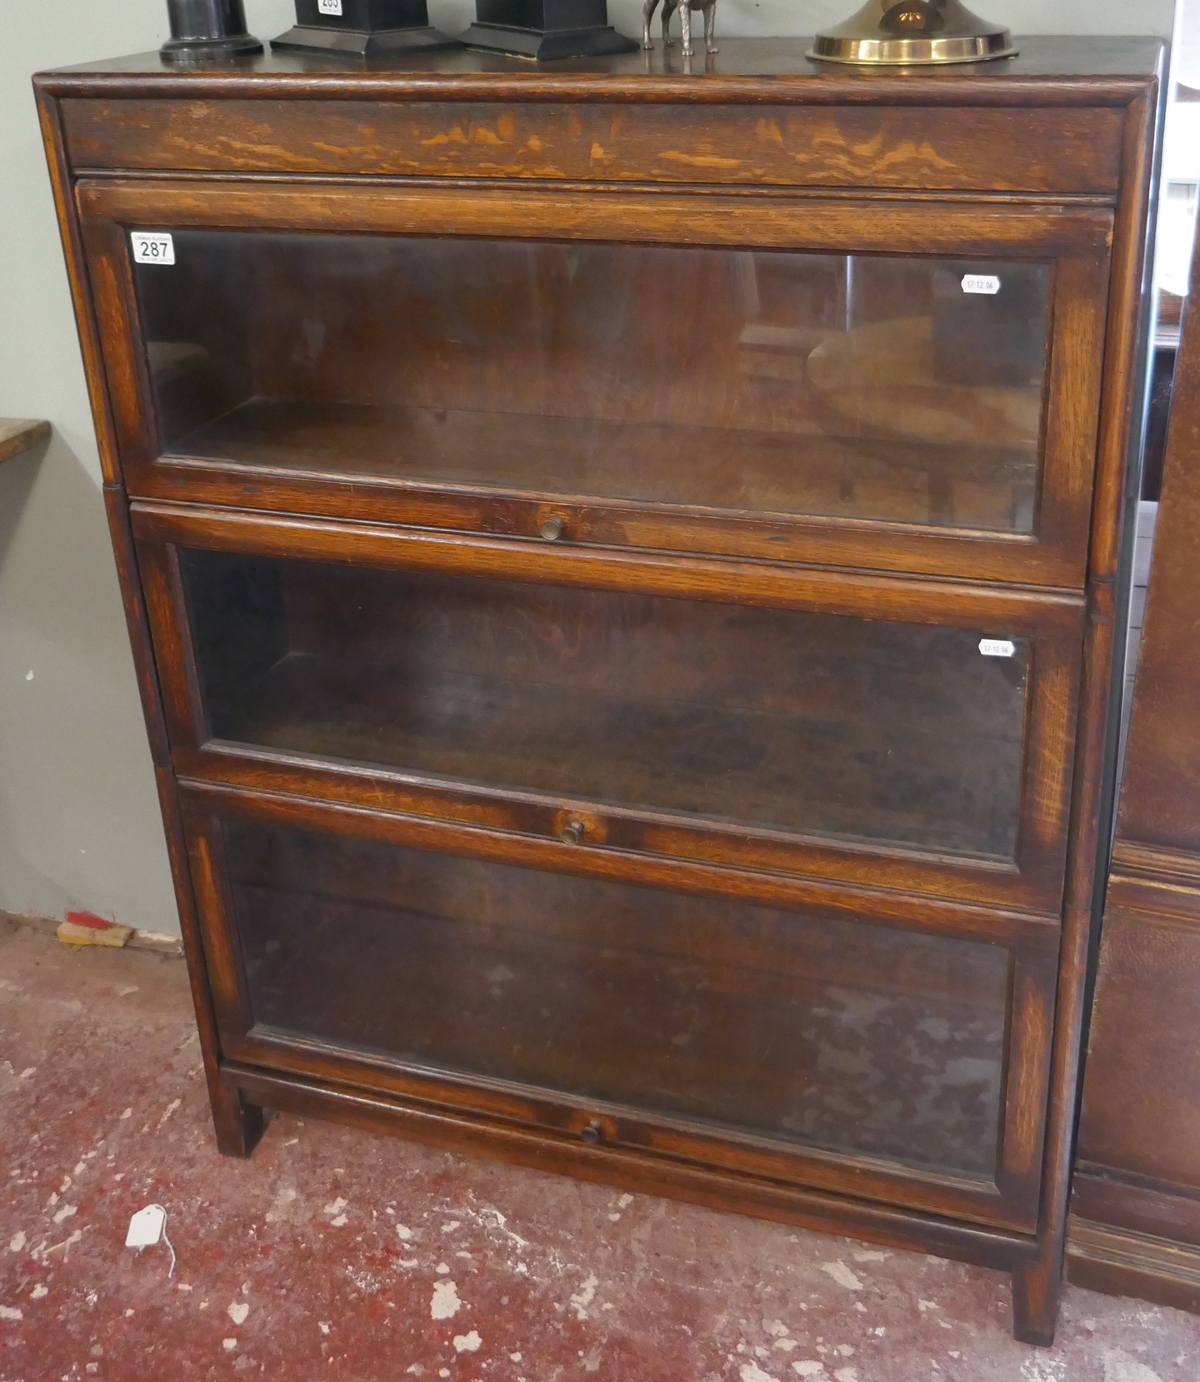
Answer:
[0,419,49,466]
[171,397,1038,533]
[211,647,1025,859]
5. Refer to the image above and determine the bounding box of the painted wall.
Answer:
[0,0,1175,938]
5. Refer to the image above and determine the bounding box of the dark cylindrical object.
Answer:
[161,0,264,62]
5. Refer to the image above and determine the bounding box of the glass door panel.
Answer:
[134,231,1050,536]
[179,547,1031,862]
[222,818,1010,1179]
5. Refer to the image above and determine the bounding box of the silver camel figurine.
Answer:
[642,0,718,57]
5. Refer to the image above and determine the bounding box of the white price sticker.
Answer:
[979,639,1017,659]
[131,232,175,266]
[962,274,1002,296]
[318,0,344,13]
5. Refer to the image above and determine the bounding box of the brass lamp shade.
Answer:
[808,1,1016,65]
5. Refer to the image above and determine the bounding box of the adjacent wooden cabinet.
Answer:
[1067,227,1200,1316]
[36,38,1162,1344]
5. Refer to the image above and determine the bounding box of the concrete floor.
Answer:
[2,920,1198,1382]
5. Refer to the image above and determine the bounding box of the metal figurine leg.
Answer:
[703,0,717,52]
[641,0,660,49]
[678,0,693,56]
[661,0,677,45]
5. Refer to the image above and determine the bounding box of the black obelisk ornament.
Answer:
[272,0,461,57]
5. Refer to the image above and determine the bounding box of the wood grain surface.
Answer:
[60,96,1125,194]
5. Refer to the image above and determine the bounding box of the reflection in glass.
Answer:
[135,233,1050,533]
[227,819,1009,1176]
[181,548,1031,859]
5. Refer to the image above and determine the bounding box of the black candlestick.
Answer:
[272,0,461,57]
[161,0,263,62]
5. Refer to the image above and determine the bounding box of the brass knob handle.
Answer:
[580,1119,604,1145]
[539,516,564,542]
[560,821,585,846]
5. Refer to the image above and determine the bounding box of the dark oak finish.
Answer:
[1068,235,1200,1315]
[226,1059,1042,1270]
[35,38,1163,1346]
[1068,1216,1200,1316]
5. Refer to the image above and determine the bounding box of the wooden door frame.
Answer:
[134,499,1085,916]
[183,782,1056,1234]
[79,179,1112,589]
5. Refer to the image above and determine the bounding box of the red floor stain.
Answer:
[1,919,1198,1381]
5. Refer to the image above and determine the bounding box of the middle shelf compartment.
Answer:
[134,503,1084,914]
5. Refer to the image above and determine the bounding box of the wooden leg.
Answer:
[212,1085,267,1160]
[1012,1253,1062,1347]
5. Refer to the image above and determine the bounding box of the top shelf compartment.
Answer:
[81,182,1112,587]
[144,232,1049,531]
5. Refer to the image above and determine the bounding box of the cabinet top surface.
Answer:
[36,36,1163,102]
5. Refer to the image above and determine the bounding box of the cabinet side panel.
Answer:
[37,87,262,1158]
[1078,905,1200,1189]
[35,90,122,486]
[1112,323,1200,849]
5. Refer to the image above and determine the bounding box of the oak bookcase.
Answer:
[36,37,1162,1342]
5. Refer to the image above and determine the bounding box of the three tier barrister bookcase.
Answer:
[36,37,1162,1344]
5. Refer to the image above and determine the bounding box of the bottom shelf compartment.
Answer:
[215,818,1012,1180]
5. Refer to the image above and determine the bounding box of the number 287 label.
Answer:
[130,232,175,266]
